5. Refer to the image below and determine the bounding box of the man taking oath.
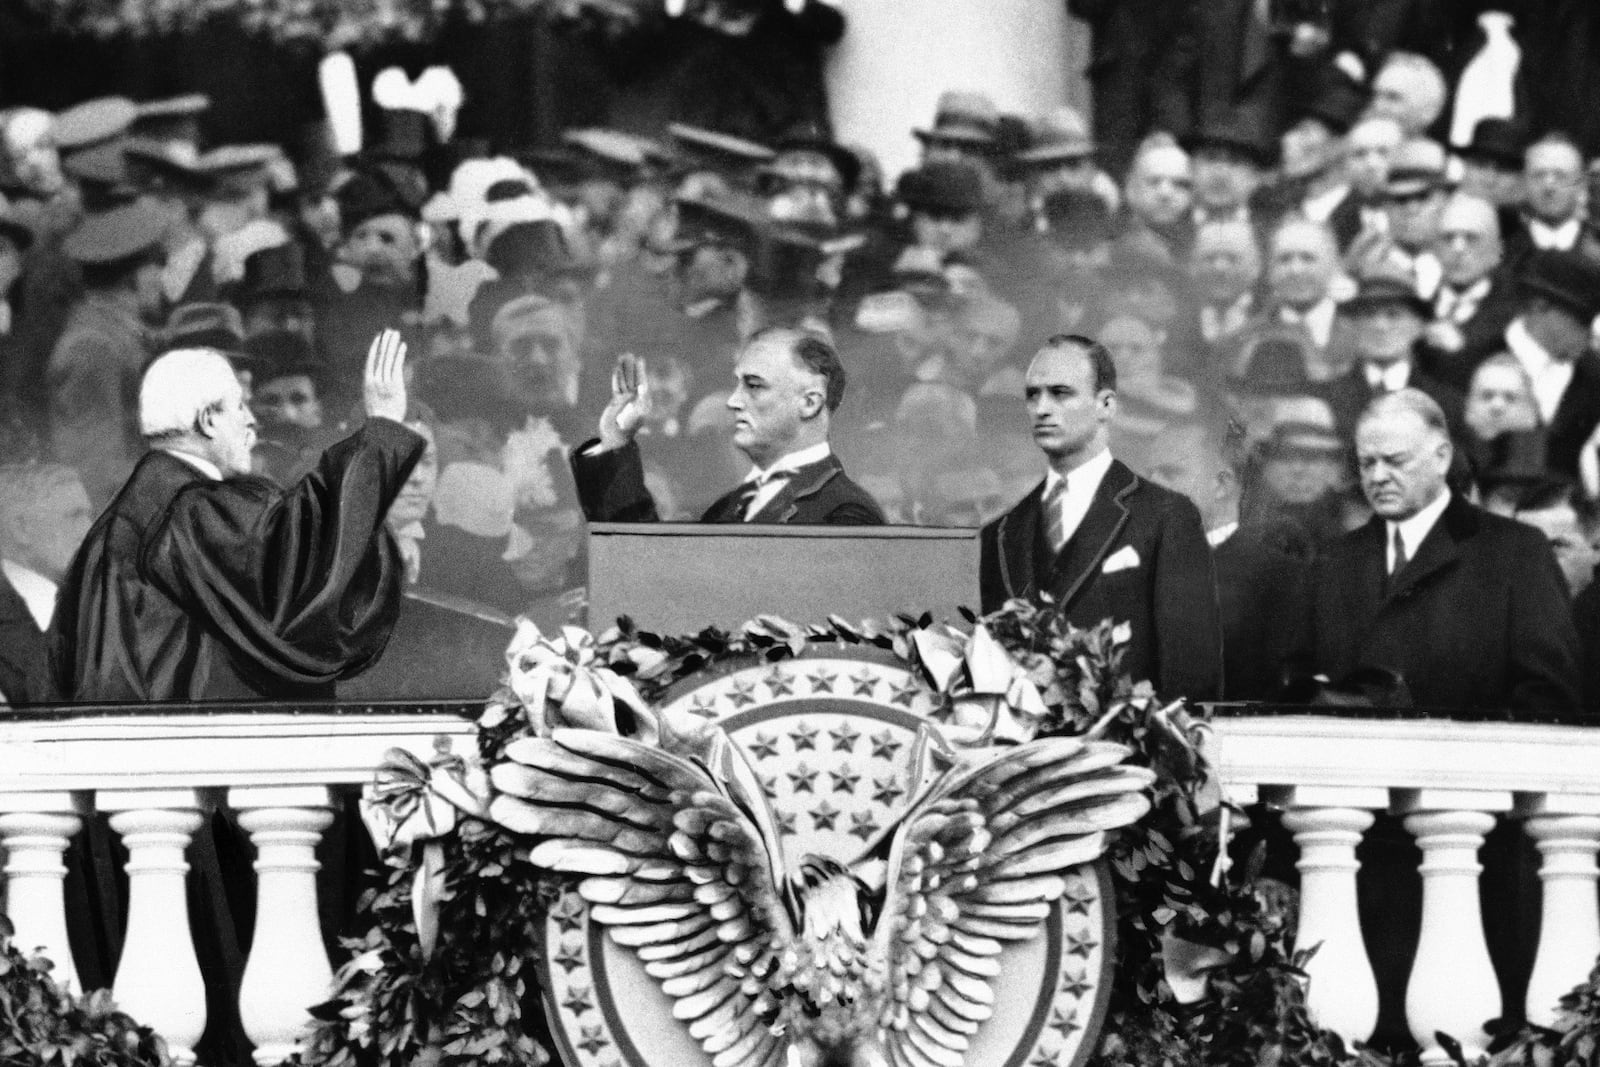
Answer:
[980,333,1222,701]
[572,326,884,524]
[53,329,426,702]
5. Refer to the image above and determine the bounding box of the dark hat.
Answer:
[370,108,432,163]
[771,119,861,192]
[1230,330,1314,395]
[1385,138,1448,198]
[62,198,168,265]
[336,167,420,232]
[1459,118,1525,170]
[53,97,137,154]
[668,192,764,256]
[243,328,322,385]
[896,161,985,216]
[237,242,309,304]
[1521,249,1600,322]
[130,94,210,144]
[484,219,590,280]
[561,127,664,184]
[666,123,776,171]
[163,301,245,353]
[123,137,213,195]
[1039,187,1115,249]
[62,140,140,208]
[1185,117,1278,169]
[1015,106,1096,166]
[293,120,346,199]
[416,354,528,433]
[1344,258,1430,317]
[914,90,1001,148]
[1301,71,1368,135]
[745,219,863,301]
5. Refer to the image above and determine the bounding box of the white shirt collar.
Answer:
[745,441,832,485]
[1505,317,1574,424]
[1529,217,1582,251]
[1363,359,1412,392]
[1388,489,1451,572]
[1279,297,1338,349]
[1042,446,1114,499]
[1207,521,1239,547]
[1302,183,1350,223]
[1,559,58,632]
[161,448,224,481]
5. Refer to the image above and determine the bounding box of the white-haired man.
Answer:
[53,329,426,701]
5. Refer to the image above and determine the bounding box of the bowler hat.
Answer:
[914,90,1001,148]
[1015,106,1096,167]
[1184,117,1278,169]
[336,168,420,232]
[1459,118,1525,170]
[1521,250,1600,323]
[896,161,985,216]
[53,97,137,154]
[1344,258,1430,317]
[62,198,168,265]
[1039,187,1115,248]
[237,243,310,304]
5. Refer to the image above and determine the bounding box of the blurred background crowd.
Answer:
[1,0,1600,689]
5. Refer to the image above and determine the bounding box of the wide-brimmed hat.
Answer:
[1385,138,1449,198]
[913,90,1001,149]
[1521,249,1600,323]
[54,97,137,155]
[163,301,245,353]
[1343,258,1430,317]
[62,198,168,265]
[666,123,775,172]
[1014,106,1095,167]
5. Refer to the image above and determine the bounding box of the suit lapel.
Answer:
[994,481,1045,602]
[1052,460,1137,609]
[750,455,844,524]
[1385,496,1470,604]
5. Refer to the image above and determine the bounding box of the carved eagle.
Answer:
[488,722,1153,1067]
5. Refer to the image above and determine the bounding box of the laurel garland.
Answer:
[289,600,1385,1067]
[20,0,649,48]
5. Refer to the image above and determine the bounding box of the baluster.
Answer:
[1282,804,1380,1044]
[102,790,207,1067]
[1522,812,1600,1025]
[1400,797,1506,1065]
[229,786,336,1066]
[0,792,85,991]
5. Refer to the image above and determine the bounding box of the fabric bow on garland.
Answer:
[909,622,1050,745]
[481,618,661,741]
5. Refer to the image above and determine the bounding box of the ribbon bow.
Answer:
[910,623,1050,746]
[504,618,660,743]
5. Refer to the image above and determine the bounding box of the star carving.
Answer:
[577,1024,610,1056]
[764,667,796,697]
[828,722,860,753]
[789,722,819,751]
[1048,1006,1082,1036]
[550,894,586,935]
[758,773,780,800]
[726,678,759,708]
[787,762,818,794]
[1029,1045,1060,1067]
[1064,927,1099,959]
[849,669,878,696]
[811,799,841,832]
[1058,969,1093,1000]
[829,764,861,795]
[686,695,719,721]
[747,732,781,761]
[1061,878,1095,916]
[552,940,586,975]
[871,775,905,806]
[561,984,594,1017]
[869,730,903,761]
[807,669,838,694]
[848,811,878,841]
[776,810,797,835]
[887,678,922,708]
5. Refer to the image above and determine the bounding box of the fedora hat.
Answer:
[1521,249,1600,323]
[914,90,1001,148]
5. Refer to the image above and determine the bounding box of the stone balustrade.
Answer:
[0,708,1596,1065]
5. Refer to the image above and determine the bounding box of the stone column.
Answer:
[0,792,85,991]
[102,790,207,1067]
[230,786,337,1066]
[1523,814,1600,1026]
[1283,805,1379,1044]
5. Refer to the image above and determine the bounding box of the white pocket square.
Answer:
[1102,545,1141,574]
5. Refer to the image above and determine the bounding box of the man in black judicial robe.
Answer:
[53,330,425,702]
[48,331,423,1067]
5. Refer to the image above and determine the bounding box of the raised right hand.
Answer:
[597,352,651,451]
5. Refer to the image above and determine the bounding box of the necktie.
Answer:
[1388,525,1409,590]
[1043,477,1068,553]
[734,469,793,521]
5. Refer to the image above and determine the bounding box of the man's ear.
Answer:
[194,403,220,440]
[1096,388,1118,420]
[799,385,827,420]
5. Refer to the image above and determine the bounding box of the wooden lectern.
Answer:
[585,522,982,633]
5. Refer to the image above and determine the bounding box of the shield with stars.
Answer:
[539,647,1118,1067]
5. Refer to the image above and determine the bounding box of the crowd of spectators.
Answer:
[0,4,1599,705]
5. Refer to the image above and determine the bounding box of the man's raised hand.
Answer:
[363,328,408,423]
[597,352,650,451]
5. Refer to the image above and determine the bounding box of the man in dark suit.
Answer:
[572,327,884,525]
[1503,250,1600,479]
[1310,388,1580,715]
[980,334,1221,701]
[0,461,92,705]
[1417,192,1522,390]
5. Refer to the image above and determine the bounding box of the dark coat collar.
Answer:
[1359,492,1478,605]
[994,456,1140,607]
[750,453,846,523]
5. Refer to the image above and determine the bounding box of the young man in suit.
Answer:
[979,334,1221,701]
[572,326,884,525]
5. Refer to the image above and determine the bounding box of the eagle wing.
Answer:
[872,736,1154,1067]
[490,727,793,1067]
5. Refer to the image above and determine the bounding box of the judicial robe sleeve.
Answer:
[145,417,425,690]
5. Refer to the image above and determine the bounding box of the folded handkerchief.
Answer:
[1102,545,1141,574]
